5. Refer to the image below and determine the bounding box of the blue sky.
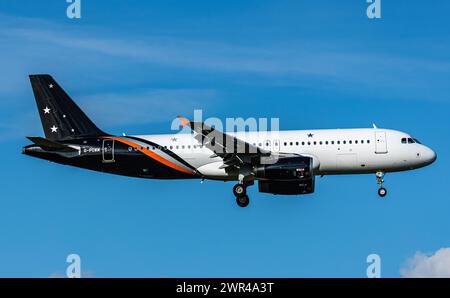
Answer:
[0,0,449,277]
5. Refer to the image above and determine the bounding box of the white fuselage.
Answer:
[133,128,436,181]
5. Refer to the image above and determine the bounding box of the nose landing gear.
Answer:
[376,171,387,198]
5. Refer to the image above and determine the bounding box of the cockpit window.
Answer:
[402,137,420,144]
[413,138,421,144]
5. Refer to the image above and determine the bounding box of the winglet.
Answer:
[177,116,191,127]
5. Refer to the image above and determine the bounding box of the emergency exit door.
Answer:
[102,139,115,162]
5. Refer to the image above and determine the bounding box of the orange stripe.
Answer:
[106,137,194,175]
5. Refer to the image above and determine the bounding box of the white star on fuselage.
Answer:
[50,125,58,133]
[49,84,54,89]
[43,106,51,114]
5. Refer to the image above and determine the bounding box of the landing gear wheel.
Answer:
[233,184,246,197]
[236,195,250,208]
[378,187,387,198]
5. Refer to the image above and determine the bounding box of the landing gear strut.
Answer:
[233,180,254,208]
[376,171,387,198]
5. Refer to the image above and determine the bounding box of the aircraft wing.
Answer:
[178,116,271,168]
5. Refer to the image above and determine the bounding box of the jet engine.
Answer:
[255,156,315,195]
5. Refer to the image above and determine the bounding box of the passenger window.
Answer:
[355,140,358,144]
[337,141,340,145]
[325,141,329,145]
[361,140,364,144]
[343,141,346,144]
[367,140,370,144]
[302,142,305,146]
[307,142,311,145]
[319,141,323,145]
[313,141,317,145]
[331,141,335,145]
[349,140,352,144]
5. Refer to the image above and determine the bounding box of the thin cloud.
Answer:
[400,247,450,278]
[79,88,219,128]
[1,13,449,100]
[1,11,450,121]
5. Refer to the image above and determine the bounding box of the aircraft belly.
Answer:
[196,161,236,180]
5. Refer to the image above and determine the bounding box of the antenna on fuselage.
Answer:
[372,123,378,129]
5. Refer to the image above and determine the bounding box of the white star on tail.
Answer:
[50,125,58,133]
[49,84,54,88]
[43,106,51,114]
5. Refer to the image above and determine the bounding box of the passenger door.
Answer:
[375,131,388,154]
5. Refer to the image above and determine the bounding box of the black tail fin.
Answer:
[29,74,107,140]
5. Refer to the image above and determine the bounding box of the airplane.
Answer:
[22,75,437,207]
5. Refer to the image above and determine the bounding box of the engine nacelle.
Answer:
[258,178,315,195]
[255,156,314,181]
[255,156,315,195]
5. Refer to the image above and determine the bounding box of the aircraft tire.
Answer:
[378,187,387,198]
[236,195,250,208]
[233,184,246,197]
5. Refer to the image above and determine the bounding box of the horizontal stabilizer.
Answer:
[27,136,78,152]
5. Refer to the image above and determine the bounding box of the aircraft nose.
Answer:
[422,147,437,165]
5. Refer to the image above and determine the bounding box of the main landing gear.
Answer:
[236,194,250,208]
[233,182,253,208]
[376,171,387,198]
